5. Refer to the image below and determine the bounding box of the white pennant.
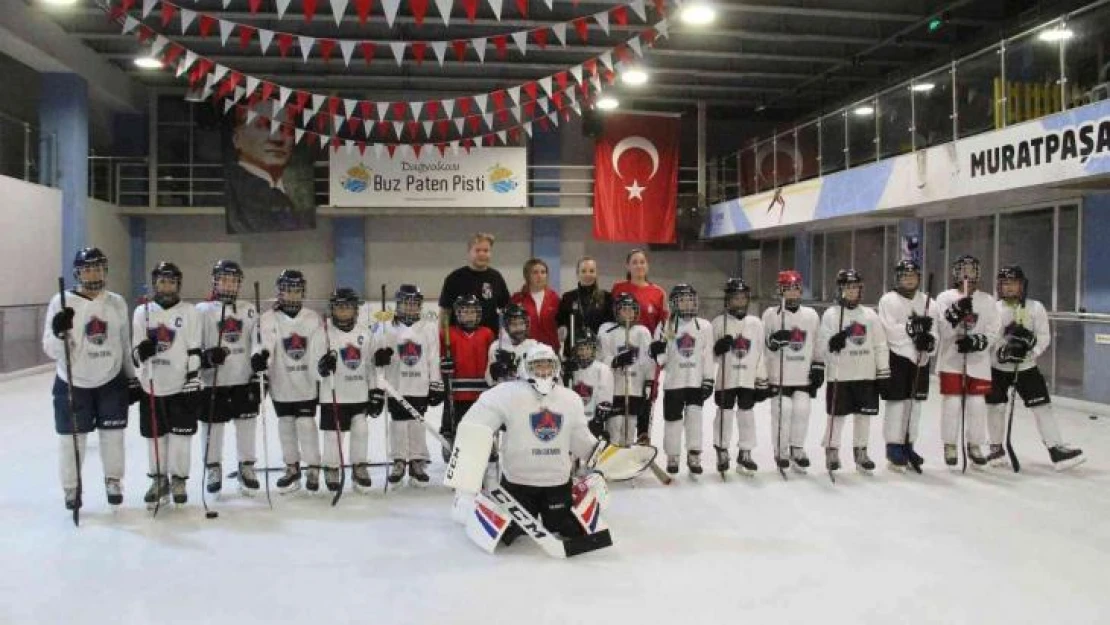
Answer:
[566,88,576,104]
[223,0,233,8]
[278,86,292,108]
[339,40,356,66]
[295,128,305,145]
[450,140,460,156]
[431,41,448,66]
[275,0,292,19]
[177,51,197,76]
[271,118,282,136]
[600,51,614,71]
[511,31,528,56]
[320,133,329,150]
[329,0,350,26]
[151,36,169,56]
[508,86,521,105]
[299,36,316,63]
[204,74,218,94]
[629,37,643,57]
[496,130,506,144]
[122,16,139,34]
[258,29,274,54]
[539,76,553,97]
[389,42,407,66]
[487,0,503,20]
[542,0,552,9]
[434,0,452,27]
[423,121,434,138]
[334,114,345,130]
[594,12,610,35]
[142,0,156,19]
[536,97,548,112]
[245,76,260,96]
[234,87,247,105]
[510,106,521,122]
[302,108,313,127]
[381,0,402,28]
[552,23,567,46]
[246,108,257,125]
[571,100,581,116]
[311,94,326,113]
[655,19,669,39]
[471,38,487,63]
[474,94,488,113]
[454,118,465,135]
[483,112,494,130]
[548,111,559,127]
[219,20,235,47]
[377,102,390,121]
[224,99,234,114]
[363,119,374,137]
[180,9,196,34]
[212,64,230,83]
[373,143,384,158]
[345,139,355,154]
[590,75,601,93]
[523,121,533,137]
[201,82,215,101]
[441,99,455,118]
[630,0,647,21]
[345,98,358,117]
[570,64,583,84]
[410,101,424,120]
[392,121,404,138]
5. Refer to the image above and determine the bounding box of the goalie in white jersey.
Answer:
[815,270,890,474]
[762,270,823,472]
[196,260,265,497]
[132,262,203,508]
[985,266,1083,470]
[564,330,614,439]
[43,247,138,511]
[711,278,770,475]
[486,304,538,386]
[596,294,654,446]
[936,255,1001,468]
[258,270,324,493]
[651,284,715,475]
[877,260,939,472]
[373,284,442,485]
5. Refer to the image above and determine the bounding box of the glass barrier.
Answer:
[847,96,878,167]
[739,145,756,197]
[796,121,820,183]
[0,113,53,186]
[956,44,1003,137]
[913,67,955,149]
[1064,2,1110,108]
[1005,21,1064,125]
[820,112,846,176]
[755,138,775,193]
[776,130,797,187]
[878,84,913,159]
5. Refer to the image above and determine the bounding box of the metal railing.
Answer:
[0,111,57,188]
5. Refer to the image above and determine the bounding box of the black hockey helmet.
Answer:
[275,269,306,316]
[724,277,751,317]
[503,303,530,343]
[151,261,183,285]
[329,287,360,331]
[951,255,981,290]
[613,293,640,324]
[996,265,1028,302]
[573,329,598,368]
[453,294,482,331]
[72,247,108,291]
[395,284,424,325]
[894,259,921,297]
[151,261,183,309]
[836,269,863,308]
[669,283,699,319]
[211,259,244,303]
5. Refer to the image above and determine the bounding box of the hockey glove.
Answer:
[317,350,338,376]
[367,389,386,417]
[913,333,936,354]
[182,371,202,394]
[1006,337,1031,360]
[699,379,715,403]
[767,329,792,351]
[133,339,157,364]
[595,401,614,422]
[906,314,933,338]
[373,347,394,368]
[828,330,849,354]
[440,355,455,376]
[127,377,143,405]
[428,381,445,406]
[490,361,512,381]
[1010,323,1036,342]
[649,340,667,359]
[996,345,1023,364]
[611,348,636,369]
[955,334,988,354]
[713,336,734,356]
[250,349,270,373]
[495,349,516,366]
[876,376,891,400]
[202,346,229,368]
[944,297,974,328]
[51,307,75,338]
[809,363,826,394]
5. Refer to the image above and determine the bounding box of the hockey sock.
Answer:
[736,409,756,451]
[349,415,369,466]
[204,422,226,464]
[623,416,637,446]
[99,429,125,480]
[852,414,871,448]
[941,395,962,445]
[168,433,192,479]
[295,417,321,467]
[407,419,429,461]
[147,436,167,475]
[322,431,345,469]
[883,401,907,444]
[605,416,625,446]
[987,404,1007,446]
[1031,404,1064,448]
[907,400,922,444]
[770,393,792,457]
[58,433,88,491]
[236,417,257,464]
[389,418,409,462]
[663,420,683,457]
[278,417,300,466]
[684,405,703,453]
[714,408,734,449]
[789,391,811,450]
[824,416,845,450]
[966,396,987,446]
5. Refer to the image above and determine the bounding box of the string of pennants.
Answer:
[113,0,661,65]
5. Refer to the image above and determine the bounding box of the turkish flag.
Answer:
[593,113,679,243]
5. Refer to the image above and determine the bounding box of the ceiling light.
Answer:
[133,56,163,69]
[1038,27,1073,42]
[853,105,875,116]
[621,68,649,86]
[911,82,935,92]
[596,96,620,111]
[679,2,716,26]
[40,0,78,6]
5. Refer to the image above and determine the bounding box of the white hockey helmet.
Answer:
[521,344,561,396]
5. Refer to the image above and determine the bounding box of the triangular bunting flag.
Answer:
[487,0,503,20]
[329,0,350,26]
[295,128,305,144]
[411,0,430,25]
[299,36,316,62]
[213,64,230,83]
[259,29,274,54]
[377,102,389,121]
[270,118,282,136]
[180,9,196,34]
[471,38,487,63]
[600,51,614,71]
[431,41,447,66]
[629,37,642,57]
[277,33,294,57]
[496,130,506,144]
[279,86,292,108]
[572,18,588,43]
[514,0,528,18]
[319,39,336,62]
[381,0,402,28]
[460,0,478,22]
[276,0,292,19]
[552,23,567,46]
[245,76,260,96]
[392,121,404,138]
[594,12,610,35]
[474,94,488,113]
[374,143,384,158]
[630,0,646,21]
[539,76,553,97]
[412,144,423,158]
[339,40,356,66]
[511,31,528,56]
[570,64,583,84]
[613,6,628,26]
[345,98,358,117]
[548,110,558,127]
[122,16,139,34]
[412,42,427,65]
[410,101,424,120]
[141,0,156,19]
[483,112,494,130]
[423,121,434,138]
[434,0,452,26]
[354,0,373,24]
[523,82,538,100]
[441,99,455,119]
[390,42,407,66]
[236,87,249,106]
[160,3,175,28]
[507,86,521,105]
[224,100,235,114]
[360,42,376,65]
[523,121,533,137]
[303,0,320,22]
[363,119,375,137]
[571,100,581,116]
[177,51,196,77]
[319,133,329,150]
[655,18,669,39]
[510,106,521,122]
[454,117,465,135]
[219,20,235,47]
[151,35,169,56]
[311,94,326,113]
[536,96,548,112]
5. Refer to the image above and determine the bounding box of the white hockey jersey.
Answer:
[132,301,202,397]
[569,361,615,421]
[991,298,1050,372]
[485,338,538,385]
[654,317,715,390]
[374,319,442,396]
[935,289,1001,379]
[815,305,890,382]
[43,289,134,388]
[312,322,376,405]
[196,300,258,388]
[711,313,769,390]
[597,322,654,397]
[761,305,821,387]
[259,308,323,403]
[877,291,940,362]
[463,380,597,488]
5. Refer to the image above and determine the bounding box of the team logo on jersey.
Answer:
[847,321,868,346]
[482,282,493,300]
[572,381,594,403]
[788,327,807,352]
[530,409,563,442]
[84,316,108,346]
[676,333,696,358]
[398,340,422,366]
[283,333,307,360]
[220,317,243,344]
[732,335,751,358]
[340,344,362,370]
[961,311,979,329]
[148,324,176,353]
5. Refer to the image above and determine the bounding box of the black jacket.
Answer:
[557,284,614,354]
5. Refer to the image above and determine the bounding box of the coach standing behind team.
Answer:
[557,256,613,354]
[438,233,511,334]
[511,258,561,353]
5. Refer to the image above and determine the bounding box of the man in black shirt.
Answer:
[438,233,511,333]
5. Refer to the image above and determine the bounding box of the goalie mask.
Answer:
[151,261,183,309]
[73,247,108,293]
[836,269,863,309]
[574,330,598,369]
[276,269,306,317]
[395,284,424,326]
[997,265,1028,304]
[329,288,360,332]
[951,255,981,293]
[613,293,640,327]
[522,344,561,396]
[453,295,482,331]
[724,277,751,318]
[669,284,698,319]
[777,270,804,310]
[211,259,244,304]
[893,259,921,299]
[503,304,530,344]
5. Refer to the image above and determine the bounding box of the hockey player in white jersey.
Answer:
[196,260,264,497]
[486,304,538,385]
[373,284,442,485]
[762,270,823,473]
[650,284,715,475]
[313,288,385,493]
[815,270,890,474]
[43,247,138,510]
[711,278,770,475]
[597,294,654,446]
[877,260,939,472]
[258,270,324,493]
[564,330,615,439]
[985,266,1084,469]
[936,255,1001,468]
[132,262,203,507]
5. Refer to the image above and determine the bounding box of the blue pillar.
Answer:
[794,233,813,300]
[129,217,146,302]
[530,129,560,208]
[40,73,89,283]
[532,218,562,290]
[1081,193,1110,403]
[898,218,924,265]
[333,217,366,294]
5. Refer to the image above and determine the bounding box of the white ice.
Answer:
[2,370,1109,625]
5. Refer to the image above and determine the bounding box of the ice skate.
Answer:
[854,446,875,474]
[666,455,680,475]
[906,444,924,468]
[736,450,758,475]
[324,467,342,492]
[1048,445,1085,471]
[773,454,790,471]
[409,460,430,485]
[826,447,841,472]
[171,476,188,505]
[687,450,703,475]
[388,459,406,484]
[886,443,907,473]
[205,463,222,494]
[790,446,810,473]
[104,478,122,506]
[714,446,730,473]
[944,444,959,468]
[987,444,1009,468]
[144,475,169,509]
[304,466,320,492]
[275,464,301,494]
[352,463,373,492]
[238,461,260,495]
[64,487,81,511]
[967,444,988,467]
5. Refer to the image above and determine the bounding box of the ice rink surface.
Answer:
[2,370,1108,625]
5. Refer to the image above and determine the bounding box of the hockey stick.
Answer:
[825,302,845,484]
[441,317,456,458]
[643,315,677,486]
[142,290,165,518]
[775,294,788,481]
[200,302,226,520]
[323,317,346,506]
[57,277,82,526]
[381,284,391,495]
[486,485,612,558]
[716,297,728,481]
[903,273,934,475]
[622,316,631,446]
[254,282,272,509]
[960,279,969,474]
[1003,304,1026,473]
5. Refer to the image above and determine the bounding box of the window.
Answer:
[823,231,852,301]
[998,208,1052,302]
[853,227,885,304]
[924,220,947,296]
[947,215,995,288]
[1057,204,1079,311]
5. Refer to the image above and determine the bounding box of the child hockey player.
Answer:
[44,247,136,510]
[564,330,615,439]
[132,262,203,507]
[258,270,323,493]
[815,270,890,474]
[597,294,654,447]
[439,295,495,460]
[877,259,939,472]
[373,284,443,485]
[197,260,263,496]
[650,284,714,475]
[711,278,769,475]
[486,304,538,385]
[986,266,1084,470]
[936,255,1000,468]
[762,270,823,473]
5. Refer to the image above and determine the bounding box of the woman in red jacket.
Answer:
[611,248,669,335]
[510,258,561,353]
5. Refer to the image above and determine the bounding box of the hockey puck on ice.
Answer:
[1090,415,1099,420]
[206,511,218,519]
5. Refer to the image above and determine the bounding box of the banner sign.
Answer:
[330,147,527,207]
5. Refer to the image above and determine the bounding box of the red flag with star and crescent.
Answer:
[592,113,680,243]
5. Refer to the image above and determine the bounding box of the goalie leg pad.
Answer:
[464,491,510,554]
[444,421,495,493]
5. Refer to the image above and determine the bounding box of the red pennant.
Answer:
[459,98,472,116]
[413,144,423,158]
[331,135,340,152]
[238,25,256,50]
[577,81,588,96]
[406,121,420,138]
[523,82,538,100]
[483,135,494,147]
[108,5,126,23]
[436,143,447,157]
[277,33,294,57]
[452,40,467,62]
[642,29,658,47]
[617,44,634,63]
[376,121,390,137]
[359,101,372,119]
[492,35,507,60]
[315,113,328,134]
[613,6,628,26]
[653,0,665,17]
[294,91,310,112]
[360,42,376,65]
[462,138,475,152]
[562,108,571,122]
[328,97,340,116]
[537,115,549,131]
[435,119,449,138]
[248,0,263,12]
[534,29,548,49]
[163,45,184,67]
[514,0,528,18]
[348,115,361,135]
[319,39,336,62]
[199,15,217,37]
[387,144,397,158]
[552,92,564,109]
[358,141,367,155]
[583,58,598,76]
[523,101,536,118]
[410,0,429,26]
[509,127,521,143]
[412,42,427,65]
[260,81,274,102]
[425,101,440,118]
[160,2,176,28]
[573,18,589,43]
[491,91,506,110]
[460,0,478,22]
[555,71,568,92]
[303,0,319,22]
[466,116,480,132]
[354,0,374,24]
[604,70,616,86]
[137,26,155,44]
[496,109,508,124]
[392,102,407,120]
